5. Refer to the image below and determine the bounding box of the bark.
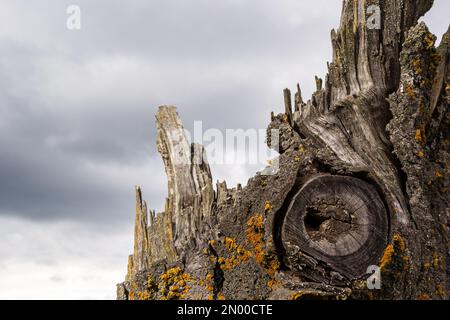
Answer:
[117,0,449,300]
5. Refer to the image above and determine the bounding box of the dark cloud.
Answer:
[0,0,448,299]
[0,0,344,222]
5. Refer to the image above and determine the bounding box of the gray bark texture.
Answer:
[117,0,449,300]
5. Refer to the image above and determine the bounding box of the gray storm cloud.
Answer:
[0,0,448,299]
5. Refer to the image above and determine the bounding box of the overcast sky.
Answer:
[0,0,448,300]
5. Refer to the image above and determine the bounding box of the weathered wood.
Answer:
[117,0,449,300]
[281,175,388,280]
[155,106,214,255]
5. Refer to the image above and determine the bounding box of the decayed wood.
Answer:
[118,0,449,300]
[155,106,214,255]
[282,175,388,280]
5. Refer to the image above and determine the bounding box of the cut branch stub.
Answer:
[281,175,389,279]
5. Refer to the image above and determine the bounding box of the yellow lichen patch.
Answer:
[424,33,436,49]
[291,290,334,300]
[393,234,406,252]
[203,272,215,296]
[205,284,214,292]
[432,252,441,270]
[402,256,410,271]
[415,129,425,146]
[219,236,252,272]
[418,151,425,158]
[264,201,272,213]
[246,214,280,279]
[291,291,306,300]
[436,284,445,298]
[159,267,193,300]
[128,278,153,301]
[224,237,238,252]
[418,293,431,300]
[380,244,394,270]
[246,214,265,265]
[215,216,280,292]
[205,273,213,282]
[267,279,278,289]
[380,234,408,272]
[446,84,450,91]
[412,58,423,75]
[405,83,416,98]
[137,291,151,300]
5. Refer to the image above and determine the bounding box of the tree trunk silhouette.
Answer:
[117,0,449,300]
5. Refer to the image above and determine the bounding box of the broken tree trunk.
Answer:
[117,0,449,300]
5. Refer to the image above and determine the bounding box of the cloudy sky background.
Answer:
[0,0,448,299]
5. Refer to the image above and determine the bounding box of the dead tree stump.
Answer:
[117,0,449,300]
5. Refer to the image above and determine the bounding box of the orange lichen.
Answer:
[128,279,154,301]
[212,214,280,294]
[393,234,406,252]
[435,171,444,178]
[202,272,217,298]
[412,58,423,75]
[219,236,252,272]
[405,83,416,98]
[246,214,280,279]
[424,33,436,49]
[380,235,408,272]
[268,279,278,289]
[205,273,213,282]
[380,244,394,270]
[402,256,410,271]
[432,252,441,270]
[436,284,445,298]
[264,201,272,213]
[224,237,237,251]
[246,214,265,265]
[415,129,425,145]
[291,291,306,300]
[418,293,431,300]
[159,267,193,300]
